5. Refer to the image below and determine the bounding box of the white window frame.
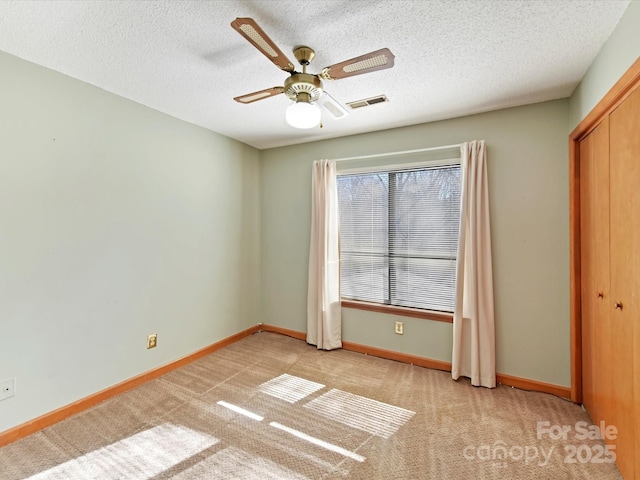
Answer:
[337,157,461,322]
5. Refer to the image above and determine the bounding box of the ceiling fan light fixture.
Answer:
[286,94,321,129]
[230,18,395,131]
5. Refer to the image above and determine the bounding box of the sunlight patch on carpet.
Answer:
[169,445,311,479]
[217,400,264,421]
[26,424,218,480]
[269,422,366,462]
[258,374,325,403]
[304,389,415,438]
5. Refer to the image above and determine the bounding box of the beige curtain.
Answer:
[452,141,496,388]
[307,160,342,350]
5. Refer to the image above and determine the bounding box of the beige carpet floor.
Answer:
[0,331,623,479]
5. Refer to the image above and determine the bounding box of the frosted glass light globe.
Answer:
[286,101,321,129]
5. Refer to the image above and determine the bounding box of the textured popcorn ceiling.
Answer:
[0,0,631,149]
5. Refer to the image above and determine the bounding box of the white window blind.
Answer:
[337,164,461,312]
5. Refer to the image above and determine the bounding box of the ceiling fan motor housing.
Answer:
[284,73,323,102]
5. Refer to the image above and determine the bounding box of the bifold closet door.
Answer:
[579,118,610,429]
[609,85,640,480]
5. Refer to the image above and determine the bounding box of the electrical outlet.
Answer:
[0,378,15,401]
[147,333,157,349]
[394,321,404,335]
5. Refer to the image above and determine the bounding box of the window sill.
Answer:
[341,299,453,323]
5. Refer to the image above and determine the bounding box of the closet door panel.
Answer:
[609,85,640,480]
[579,119,610,427]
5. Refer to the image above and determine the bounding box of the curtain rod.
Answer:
[330,143,461,162]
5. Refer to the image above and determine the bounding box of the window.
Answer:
[337,163,461,312]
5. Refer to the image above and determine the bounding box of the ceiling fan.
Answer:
[231,17,395,129]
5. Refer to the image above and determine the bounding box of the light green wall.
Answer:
[0,51,261,432]
[261,99,571,387]
[569,0,640,128]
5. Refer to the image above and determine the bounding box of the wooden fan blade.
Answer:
[231,18,295,72]
[320,48,395,80]
[234,87,284,104]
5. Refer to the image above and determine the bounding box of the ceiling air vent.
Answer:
[346,95,389,109]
